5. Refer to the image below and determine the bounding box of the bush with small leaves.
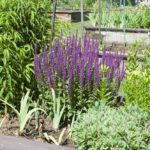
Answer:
[72,103,150,150]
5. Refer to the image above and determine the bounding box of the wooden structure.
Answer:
[54,10,90,22]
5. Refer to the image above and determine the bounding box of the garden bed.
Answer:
[0,115,75,149]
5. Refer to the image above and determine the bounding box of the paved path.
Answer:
[0,135,75,150]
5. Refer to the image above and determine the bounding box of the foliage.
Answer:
[34,34,125,118]
[51,88,65,130]
[0,0,51,113]
[88,4,150,28]
[33,99,41,130]
[72,103,150,150]
[0,0,69,114]
[87,11,98,27]
[124,45,150,112]
[54,20,71,38]
[0,90,45,135]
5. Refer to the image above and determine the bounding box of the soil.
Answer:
[0,114,75,149]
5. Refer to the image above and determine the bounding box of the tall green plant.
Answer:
[0,0,51,113]
[51,88,65,130]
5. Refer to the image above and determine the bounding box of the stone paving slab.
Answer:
[0,135,75,150]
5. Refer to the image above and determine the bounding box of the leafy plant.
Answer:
[68,112,76,138]
[72,103,150,150]
[51,88,65,130]
[124,46,150,112]
[0,0,52,114]
[33,100,40,131]
[87,12,98,27]
[88,4,150,28]
[0,90,45,135]
[43,128,66,145]
[0,0,68,114]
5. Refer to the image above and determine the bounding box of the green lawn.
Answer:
[67,21,91,36]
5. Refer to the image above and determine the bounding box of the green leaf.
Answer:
[19,107,45,133]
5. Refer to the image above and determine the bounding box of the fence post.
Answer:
[51,0,57,40]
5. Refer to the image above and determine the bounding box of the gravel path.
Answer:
[0,135,75,150]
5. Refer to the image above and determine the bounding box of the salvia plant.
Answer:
[34,34,125,117]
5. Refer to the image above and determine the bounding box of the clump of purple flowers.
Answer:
[34,34,125,96]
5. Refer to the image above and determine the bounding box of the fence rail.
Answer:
[98,51,144,62]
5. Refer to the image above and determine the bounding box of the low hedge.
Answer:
[72,103,150,150]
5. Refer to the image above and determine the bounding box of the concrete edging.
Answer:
[0,135,75,150]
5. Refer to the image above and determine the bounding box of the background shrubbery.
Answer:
[88,2,150,29]
[0,0,51,113]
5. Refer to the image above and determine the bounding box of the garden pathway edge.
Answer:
[0,135,75,150]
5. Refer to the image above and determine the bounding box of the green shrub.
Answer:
[0,0,51,113]
[124,46,150,112]
[72,103,150,150]
[124,70,150,111]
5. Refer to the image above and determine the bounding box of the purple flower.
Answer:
[34,34,125,96]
